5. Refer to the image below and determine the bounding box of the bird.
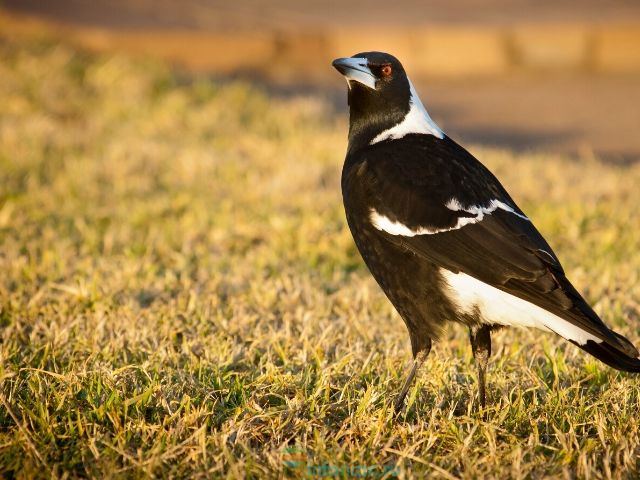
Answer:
[331,51,640,414]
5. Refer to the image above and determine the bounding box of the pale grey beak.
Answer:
[332,57,376,90]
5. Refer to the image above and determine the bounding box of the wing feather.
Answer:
[358,135,633,355]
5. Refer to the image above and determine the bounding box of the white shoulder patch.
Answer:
[369,199,528,237]
[369,210,422,236]
[370,80,444,144]
[440,268,602,345]
[445,198,529,221]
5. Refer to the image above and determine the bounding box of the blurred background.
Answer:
[2,3,640,477]
[2,0,640,162]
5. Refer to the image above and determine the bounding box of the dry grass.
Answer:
[1,38,640,479]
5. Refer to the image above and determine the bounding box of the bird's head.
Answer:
[332,51,408,101]
[332,51,442,153]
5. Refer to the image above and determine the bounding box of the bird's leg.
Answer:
[394,339,431,415]
[469,325,492,414]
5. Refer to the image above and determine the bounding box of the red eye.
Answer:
[381,65,392,76]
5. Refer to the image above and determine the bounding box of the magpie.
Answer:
[332,51,640,414]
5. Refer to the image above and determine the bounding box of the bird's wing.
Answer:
[357,135,635,355]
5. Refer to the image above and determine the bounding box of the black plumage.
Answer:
[332,52,640,412]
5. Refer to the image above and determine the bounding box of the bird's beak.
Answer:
[332,57,376,90]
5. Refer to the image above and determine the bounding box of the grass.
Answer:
[1,37,640,479]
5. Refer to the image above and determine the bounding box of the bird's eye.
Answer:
[381,65,392,76]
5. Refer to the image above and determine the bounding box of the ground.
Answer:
[1,39,640,478]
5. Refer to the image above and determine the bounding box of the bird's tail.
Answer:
[573,330,640,373]
[554,276,640,373]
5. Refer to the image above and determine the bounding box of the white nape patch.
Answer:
[440,269,602,345]
[369,199,527,237]
[371,80,444,144]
